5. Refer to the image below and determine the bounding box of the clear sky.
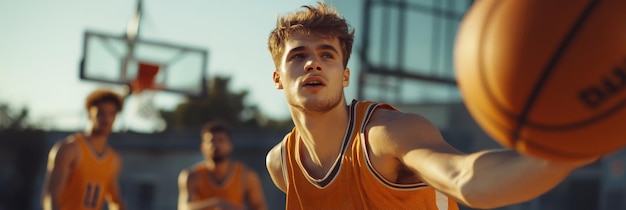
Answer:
[0,0,361,131]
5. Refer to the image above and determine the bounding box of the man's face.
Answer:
[88,101,118,135]
[273,32,350,113]
[201,131,233,163]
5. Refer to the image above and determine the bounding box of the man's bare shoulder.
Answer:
[266,142,282,160]
[51,135,80,157]
[265,136,288,192]
[368,108,436,137]
[265,142,283,179]
[366,108,444,152]
[369,105,432,122]
[236,161,258,175]
[45,135,82,172]
[236,162,262,184]
[179,165,200,184]
[58,134,80,146]
[266,135,287,169]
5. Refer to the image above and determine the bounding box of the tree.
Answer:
[0,104,28,130]
[163,76,294,131]
[165,76,252,130]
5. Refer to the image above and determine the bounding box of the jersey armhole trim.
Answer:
[280,136,289,188]
[360,103,429,190]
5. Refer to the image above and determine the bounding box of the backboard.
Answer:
[79,30,208,97]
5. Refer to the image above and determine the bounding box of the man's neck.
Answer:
[290,100,350,154]
[205,159,232,179]
[83,131,109,154]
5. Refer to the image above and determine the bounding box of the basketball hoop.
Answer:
[124,62,166,133]
[131,62,162,93]
[79,0,206,132]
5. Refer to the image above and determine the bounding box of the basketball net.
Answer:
[125,62,166,133]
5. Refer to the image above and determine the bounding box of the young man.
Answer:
[265,2,596,209]
[178,121,267,210]
[42,89,126,210]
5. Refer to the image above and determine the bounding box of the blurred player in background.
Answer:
[178,121,267,210]
[42,88,127,210]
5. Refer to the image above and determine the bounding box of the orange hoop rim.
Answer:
[131,62,163,93]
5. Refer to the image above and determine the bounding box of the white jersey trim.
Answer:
[294,101,357,189]
[435,190,449,210]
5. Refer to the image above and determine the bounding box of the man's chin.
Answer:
[92,128,112,136]
[212,156,228,163]
[303,100,342,113]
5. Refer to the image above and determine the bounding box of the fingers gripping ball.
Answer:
[454,0,626,162]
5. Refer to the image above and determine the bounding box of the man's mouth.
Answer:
[303,77,325,87]
[304,81,324,86]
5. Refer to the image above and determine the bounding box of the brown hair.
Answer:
[84,89,124,112]
[201,121,231,136]
[268,2,355,69]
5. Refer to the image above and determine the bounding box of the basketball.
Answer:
[454,0,626,162]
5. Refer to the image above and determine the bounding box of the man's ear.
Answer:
[343,68,350,87]
[273,71,283,89]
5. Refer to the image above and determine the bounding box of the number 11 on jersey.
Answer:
[83,182,101,208]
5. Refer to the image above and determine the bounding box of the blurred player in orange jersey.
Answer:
[178,121,267,210]
[42,89,126,210]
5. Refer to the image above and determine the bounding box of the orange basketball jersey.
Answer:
[281,100,459,210]
[58,134,119,210]
[190,161,248,208]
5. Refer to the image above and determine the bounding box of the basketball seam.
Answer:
[525,97,626,130]
[512,0,601,142]
[476,0,517,147]
[478,0,514,117]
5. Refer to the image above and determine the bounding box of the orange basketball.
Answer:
[454,0,626,162]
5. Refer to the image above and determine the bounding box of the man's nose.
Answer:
[304,59,322,72]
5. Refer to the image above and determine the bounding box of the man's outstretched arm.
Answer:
[374,112,595,209]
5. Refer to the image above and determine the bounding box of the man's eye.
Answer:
[291,54,305,59]
[321,52,334,59]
